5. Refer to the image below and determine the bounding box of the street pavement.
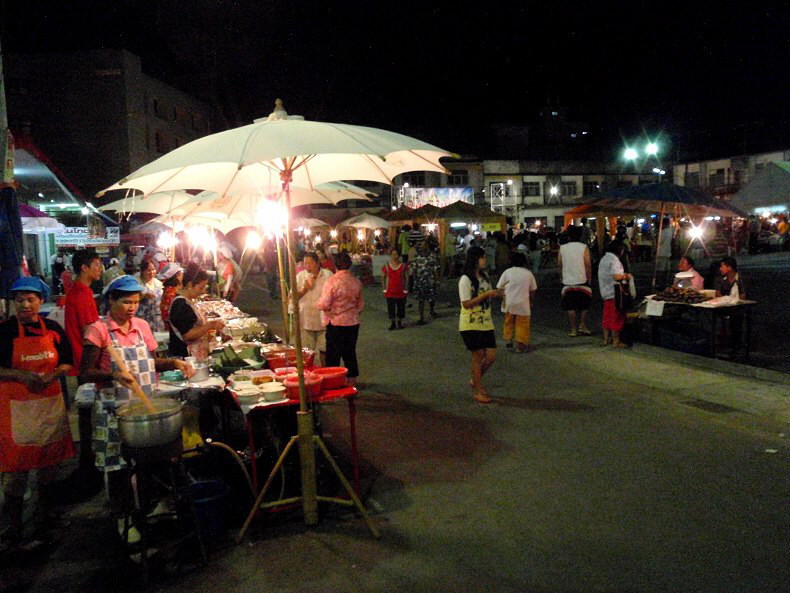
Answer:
[4,260,790,593]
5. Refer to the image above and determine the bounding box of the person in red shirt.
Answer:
[63,249,102,480]
[381,248,408,330]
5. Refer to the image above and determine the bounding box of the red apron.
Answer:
[0,318,75,472]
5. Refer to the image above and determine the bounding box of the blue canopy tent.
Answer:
[574,182,746,290]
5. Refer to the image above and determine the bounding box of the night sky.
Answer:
[2,0,789,159]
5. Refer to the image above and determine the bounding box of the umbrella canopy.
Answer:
[731,162,790,214]
[434,200,506,223]
[153,182,372,223]
[98,100,452,199]
[19,202,65,233]
[339,212,391,229]
[383,205,417,221]
[99,190,198,215]
[292,217,329,229]
[578,182,747,218]
[129,220,175,235]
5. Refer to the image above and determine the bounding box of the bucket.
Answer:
[180,479,230,541]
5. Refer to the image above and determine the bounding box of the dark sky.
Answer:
[2,0,789,159]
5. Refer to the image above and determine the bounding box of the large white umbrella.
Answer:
[99,190,198,215]
[97,100,451,198]
[292,217,329,229]
[154,182,371,223]
[99,100,453,538]
[339,212,391,230]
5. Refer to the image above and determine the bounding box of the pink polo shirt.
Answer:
[83,316,158,373]
[316,270,364,326]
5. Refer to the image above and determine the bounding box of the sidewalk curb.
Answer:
[627,342,790,387]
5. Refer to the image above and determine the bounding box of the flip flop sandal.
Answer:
[473,392,492,404]
[578,328,592,336]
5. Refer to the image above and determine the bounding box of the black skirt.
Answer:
[460,329,497,351]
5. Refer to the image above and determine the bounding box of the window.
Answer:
[755,163,765,172]
[401,172,425,187]
[709,168,725,186]
[582,182,600,195]
[155,131,169,154]
[523,182,541,197]
[153,98,167,120]
[448,170,468,186]
[684,172,699,187]
[561,182,577,197]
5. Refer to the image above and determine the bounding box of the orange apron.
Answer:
[0,318,75,472]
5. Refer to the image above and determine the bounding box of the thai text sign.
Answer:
[55,226,120,247]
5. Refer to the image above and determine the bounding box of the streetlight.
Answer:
[646,142,659,156]
[652,167,666,182]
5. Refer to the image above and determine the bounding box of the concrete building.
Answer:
[674,148,790,201]
[392,158,656,230]
[5,49,220,200]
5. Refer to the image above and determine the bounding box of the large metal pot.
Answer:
[117,399,184,448]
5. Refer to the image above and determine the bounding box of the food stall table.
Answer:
[236,386,361,495]
[644,297,756,360]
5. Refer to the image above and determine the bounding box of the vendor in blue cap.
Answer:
[0,276,75,547]
[78,276,192,511]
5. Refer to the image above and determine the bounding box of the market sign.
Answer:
[55,226,120,247]
[481,223,502,232]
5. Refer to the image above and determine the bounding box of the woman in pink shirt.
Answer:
[79,276,192,534]
[316,252,364,385]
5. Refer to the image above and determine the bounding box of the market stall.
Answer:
[641,289,756,361]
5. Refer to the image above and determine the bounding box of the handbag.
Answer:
[614,281,633,312]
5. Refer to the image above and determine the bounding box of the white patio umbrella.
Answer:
[292,217,329,229]
[97,99,450,199]
[99,190,198,215]
[339,212,391,230]
[154,182,371,223]
[99,99,453,538]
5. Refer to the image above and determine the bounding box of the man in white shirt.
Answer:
[557,225,592,337]
[295,251,333,365]
[656,217,675,287]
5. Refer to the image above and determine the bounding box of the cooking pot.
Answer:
[117,399,184,448]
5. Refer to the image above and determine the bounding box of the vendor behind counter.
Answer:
[168,263,225,359]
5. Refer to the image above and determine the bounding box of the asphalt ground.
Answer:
[3,255,790,593]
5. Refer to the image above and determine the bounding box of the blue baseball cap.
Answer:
[104,275,145,296]
[11,276,51,301]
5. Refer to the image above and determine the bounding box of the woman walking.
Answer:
[597,241,631,348]
[458,246,501,404]
[317,252,364,387]
[382,248,408,330]
[496,252,538,353]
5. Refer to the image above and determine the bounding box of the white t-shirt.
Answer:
[296,268,333,331]
[597,252,625,300]
[559,242,588,286]
[657,226,674,257]
[496,267,537,317]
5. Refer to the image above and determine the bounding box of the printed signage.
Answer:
[55,226,120,247]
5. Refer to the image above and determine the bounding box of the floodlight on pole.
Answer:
[623,147,638,160]
[646,142,659,156]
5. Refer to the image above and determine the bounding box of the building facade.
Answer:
[5,49,220,200]
[394,158,656,230]
[673,149,790,201]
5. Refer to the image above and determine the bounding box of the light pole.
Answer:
[652,167,666,183]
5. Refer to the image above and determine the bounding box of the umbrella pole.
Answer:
[237,167,379,540]
[275,235,290,344]
[652,203,666,292]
